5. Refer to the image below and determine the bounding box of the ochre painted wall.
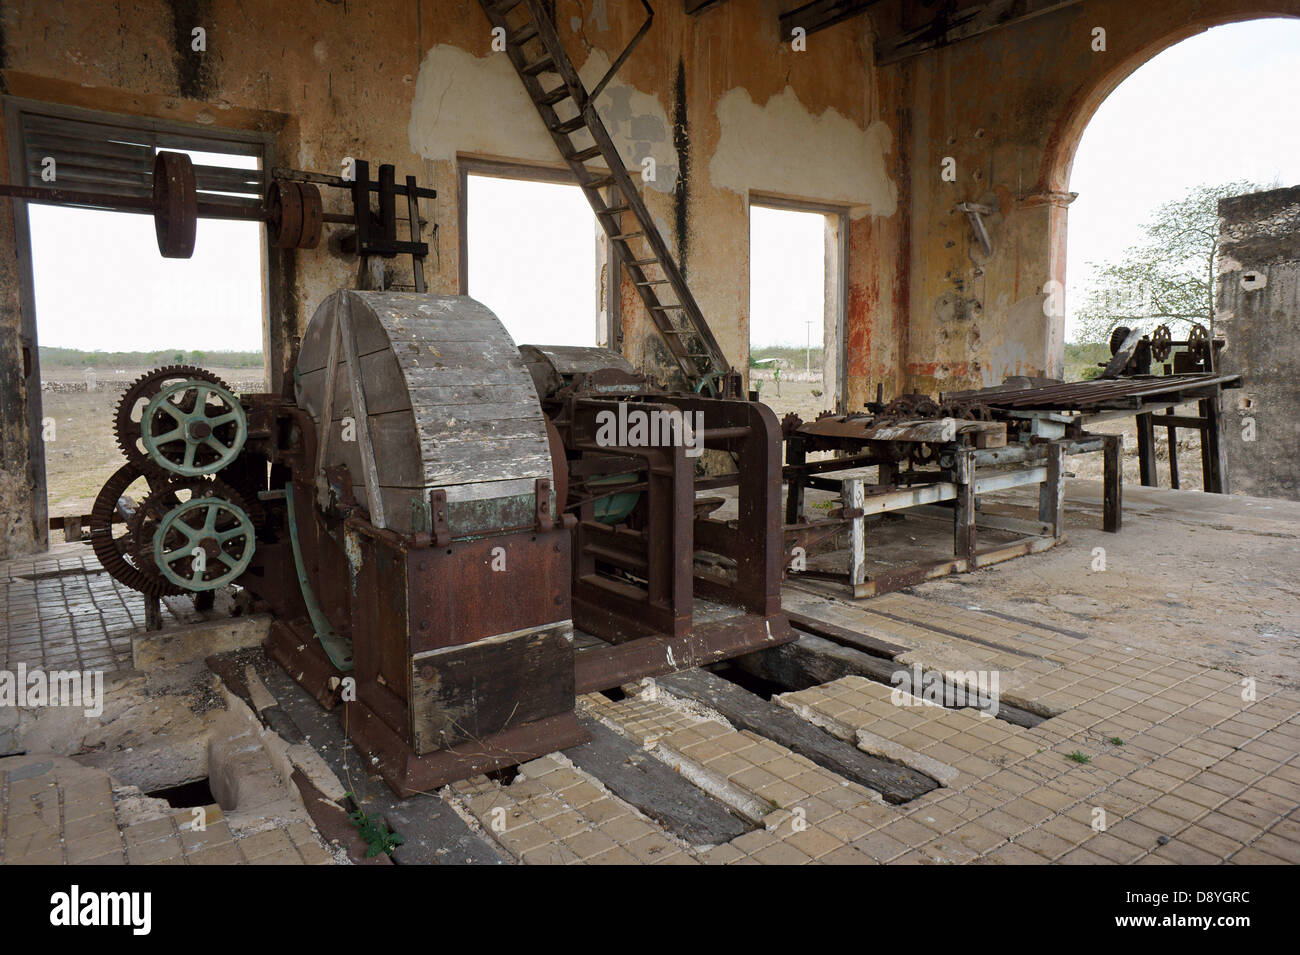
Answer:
[881,0,1300,395]
[3,0,1298,556]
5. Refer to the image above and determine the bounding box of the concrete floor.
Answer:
[1,478,1296,864]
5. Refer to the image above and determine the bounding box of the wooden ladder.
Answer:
[477,0,730,389]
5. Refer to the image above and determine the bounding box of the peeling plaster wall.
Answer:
[1215,186,1300,501]
[881,0,1300,395]
[0,0,899,556]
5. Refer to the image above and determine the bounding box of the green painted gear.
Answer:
[152,492,256,591]
[142,378,247,476]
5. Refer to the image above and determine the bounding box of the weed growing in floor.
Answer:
[1107,736,1124,746]
[346,794,404,857]
[1066,750,1092,764]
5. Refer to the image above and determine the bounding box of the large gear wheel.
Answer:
[89,462,186,597]
[114,365,234,475]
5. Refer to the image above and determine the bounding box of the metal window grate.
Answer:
[19,112,264,209]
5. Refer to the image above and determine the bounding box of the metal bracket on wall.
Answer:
[957,201,994,257]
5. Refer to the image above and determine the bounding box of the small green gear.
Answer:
[142,378,247,477]
[152,490,256,591]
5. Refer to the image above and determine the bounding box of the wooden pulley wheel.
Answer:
[153,151,198,259]
[265,179,303,249]
[296,181,322,249]
[265,180,323,250]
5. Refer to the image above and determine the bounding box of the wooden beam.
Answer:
[877,0,1083,65]
[685,0,728,13]
[779,0,885,43]
[568,717,751,844]
[658,667,937,803]
[737,632,1046,729]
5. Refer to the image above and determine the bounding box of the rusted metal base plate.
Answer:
[264,618,344,709]
[344,702,589,798]
[573,610,796,695]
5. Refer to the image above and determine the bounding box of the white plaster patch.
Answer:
[409,44,558,165]
[578,51,675,194]
[710,86,897,218]
[407,45,676,193]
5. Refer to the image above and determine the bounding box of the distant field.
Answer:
[38,362,267,518]
[39,347,263,370]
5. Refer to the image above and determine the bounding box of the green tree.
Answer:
[1072,180,1262,344]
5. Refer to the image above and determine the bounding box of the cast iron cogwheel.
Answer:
[113,365,234,475]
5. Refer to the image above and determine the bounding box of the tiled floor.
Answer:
[2,480,1297,864]
[1,543,214,673]
[0,754,332,865]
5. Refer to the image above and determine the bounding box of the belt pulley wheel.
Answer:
[154,151,198,259]
[89,462,186,597]
[142,378,247,476]
[1151,324,1173,362]
[265,179,323,250]
[115,365,235,475]
[1187,323,1211,364]
[151,483,256,592]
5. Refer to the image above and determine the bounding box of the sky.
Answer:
[1064,17,1300,340]
[26,18,1300,354]
[465,173,599,347]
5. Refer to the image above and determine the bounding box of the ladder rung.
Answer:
[584,175,617,190]
[634,279,669,285]
[597,204,631,216]
[611,232,645,241]
[551,116,587,134]
[650,304,685,311]
[522,57,556,76]
[627,258,661,267]
[494,0,523,11]
[509,24,539,45]
[538,87,571,106]
[567,145,602,162]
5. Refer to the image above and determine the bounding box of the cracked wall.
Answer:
[1216,186,1300,500]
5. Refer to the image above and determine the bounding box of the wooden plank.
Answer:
[845,477,867,588]
[1103,433,1122,532]
[567,717,751,845]
[409,623,574,753]
[658,667,937,803]
[780,0,885,41]
[1136,411,1158,487]
[337,294,387,528]
[737,633,1046,729]
[1038,441,1065,538]
[785,610,906,658]
[877,0,1083,64]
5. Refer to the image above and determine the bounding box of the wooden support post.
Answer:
[1135,412,1158,487]
[145,596,163,632]
[1164,405,1180,490]
[954,449,976,564]
[844,476,866,589]
[1038,441,1066,539]
[1199,394,1229,494]
[784,436,806,525]
[1102,433,1123,533]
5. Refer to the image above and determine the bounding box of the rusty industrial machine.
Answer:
[91,291,792,796]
